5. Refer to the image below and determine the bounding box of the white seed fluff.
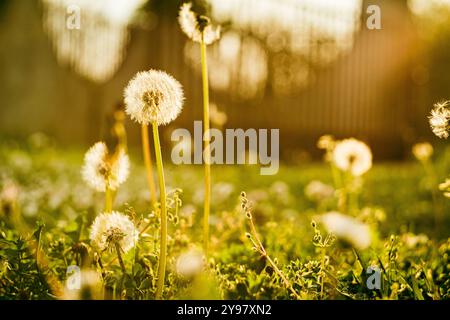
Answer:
[332,138,372,176]
[176,248,204,278]
[90,211,138,253]
[429,101,450,139]
[178,2,221,45]
[124,70,184,126]
[320,212,372,250]
[81,142,130,192]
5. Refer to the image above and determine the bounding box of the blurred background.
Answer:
[0,0,449,161]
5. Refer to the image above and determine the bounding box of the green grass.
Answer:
[0,137,449,300]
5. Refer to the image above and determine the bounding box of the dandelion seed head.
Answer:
[412,142,433,162]
[89,211,138,253]
[178,2,220,45]
[124,70,184,126]
[81,142,130,192]
[304,180,335,202]
[332,138,372,176]
[1,180,19,204]
[428,101,450,139]
[320,212,372,250]
[176,248,204,278]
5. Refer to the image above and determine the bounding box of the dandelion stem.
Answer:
[200,36,211,256]
[105,186,113,213]
[141,123,157,206]
[152,121,167,300]
[115,243,126,274]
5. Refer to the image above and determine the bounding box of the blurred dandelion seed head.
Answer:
[89,211,138,253]
[176,248,205,278]
[317,135,335,151]
[332,138,372,176]
[429,101,450,139]
[124,70,184,126]
[178,2,221,45]
[1,180,19,204]
[412,142,433,162]
[319,212,372,250]
[81,142,130,192]
[304,180,335,202]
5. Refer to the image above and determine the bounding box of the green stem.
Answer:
[152,122,167,300]
[115,243,126,274]
[201,36,211,255]
[142,123,158,206]
[105,186,113,213]
[320,248,326,299]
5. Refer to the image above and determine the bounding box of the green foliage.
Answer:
[0,138,449,300]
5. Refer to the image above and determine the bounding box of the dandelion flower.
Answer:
[333,138,372,176]
[81,142,130,192]
[124,70,184,126]
[429,101,450,139]
[304,180,335,202]
[89,211,138,253]
[319,212,372,250]
[124,70,185,299]
[412,142,433,162]
[176,248,205,278]
[178,2,221,45]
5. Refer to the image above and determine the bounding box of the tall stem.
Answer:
[141,124,157,206]
[152,122,167,300]
[201,37,211,255]
[105,186,113,213]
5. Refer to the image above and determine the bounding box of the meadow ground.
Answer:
[0,137,449,300]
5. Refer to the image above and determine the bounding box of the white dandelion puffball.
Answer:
[90,211,138,253]
[429,101,450,139]
[124,70,184,126]
[176,249,205,278]
[81,142,130,192]
[320,212,372,250]
[412,142,433,162]
[178,2,221,45]
[333,138,372,176]
[304,180,335,202]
